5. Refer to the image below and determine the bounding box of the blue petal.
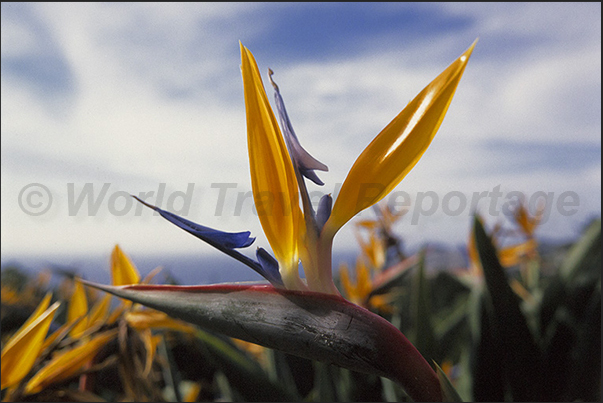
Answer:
[132,196,254,249]
[268,69,328,186]
[133,196,286,287]
[255,248,283,286]
[316,194,333,231]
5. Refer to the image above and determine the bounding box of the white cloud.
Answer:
[1,3,600,259]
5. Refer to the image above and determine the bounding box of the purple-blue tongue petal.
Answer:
[255,247,283,286]
[133,196,283,286]
[268,69,328,186]
[316,194,333,231]
[133,196,254,249]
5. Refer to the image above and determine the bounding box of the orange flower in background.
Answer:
[339,259,396,313]
[1,294,59,390]
[0,245,205,401]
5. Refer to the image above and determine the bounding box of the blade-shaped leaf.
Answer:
[411,250,435,362]
[569,285,601,401]
[540,219,601,335]
[559,218,601,283]
[471,290,505,402]
[435,362,463,402]
[83,281,442,401]
[473,215,542,401]
[326,41,476,236]
[195,330,301,401]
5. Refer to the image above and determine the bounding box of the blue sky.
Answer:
[1,3,601,260]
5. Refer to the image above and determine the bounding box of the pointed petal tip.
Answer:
[461,39,478,62]
[268,69,329,184]
[301,168,325,186]
[135,197,255,250]
[132,195,157,211]
[267,68,278,90]
[80,279,118,296]
[239,42,250,70]
[241,45,303,273]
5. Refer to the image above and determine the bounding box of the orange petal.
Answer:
[338,263,359,303]
[41,316,84,351]
[1,299,60,389]
[24,330,117,395]
[68,280,89,337]
[240,43,305,290]
[498,239,538,267]
[125,309,197,334]
[140,329,161,376]
[356,258,373,299]
[326,41,476,236]
[111,245,140,286]
[87,294,112,328]
[19,292,52,332]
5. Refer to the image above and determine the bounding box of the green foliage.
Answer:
[1,266,30,291]
[473,216,542,401]
[435,362,463,402]
[470,217,601,402]
[194,330,300,401]
[2,217,600,401]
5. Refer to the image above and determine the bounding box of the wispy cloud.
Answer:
[1,2,600,257]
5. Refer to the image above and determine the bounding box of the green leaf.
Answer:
[473,215,543,401]
[411,250,435,361]
[560,219,601,283]
[158,337,182,403]
[541,312,574,401]
[266,350,313,398]
[568,285,601,401]
[313,361,339,402]
[433,293,470,361]
[540,219,601,340]
[471,290,505,402]
[381,376,406,402]
[195,330,299,402]
[435,361,463,402]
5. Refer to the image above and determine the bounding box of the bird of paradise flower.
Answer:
[0,246,204,401]
[82,41,476,401]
